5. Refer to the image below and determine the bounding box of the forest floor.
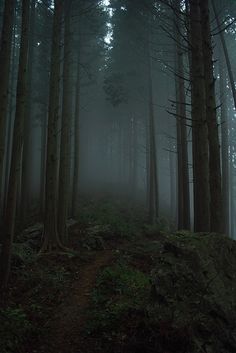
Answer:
[37,248,115,353]
[1,200,236,353]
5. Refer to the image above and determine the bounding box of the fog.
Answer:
[0,0,236,258]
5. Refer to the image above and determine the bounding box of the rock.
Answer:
[148,232,236,353]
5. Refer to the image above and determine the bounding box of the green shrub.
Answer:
[87,263,150,331]
[12,243,36,267]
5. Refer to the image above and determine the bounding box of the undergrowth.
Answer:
[86,261,150,334]
[77,199,146,238]
[0,307,32,353]
[1,256,72,353]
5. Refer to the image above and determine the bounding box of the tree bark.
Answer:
[189,0,210,232]
[0,0,15,216]
[3,15,17,213]
[174,0,190,230]
[219,51,229,235]
[58,0,73,243]
[41,0,63,252]
[20,0,36,228]
[199,0,223,233]
[148,49,158,223]
[229,119,235,239]
[72,55,80,218]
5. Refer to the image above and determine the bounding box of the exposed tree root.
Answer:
[39,231,70,255]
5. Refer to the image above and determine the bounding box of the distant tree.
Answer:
[147,41,159,224]
[58,0,74,243]
[72,55,81,217]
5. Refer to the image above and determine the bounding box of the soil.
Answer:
[35,249,115,353]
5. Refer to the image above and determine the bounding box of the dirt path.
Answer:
[37,250,114,353]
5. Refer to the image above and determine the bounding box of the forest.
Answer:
[0,0,236,352]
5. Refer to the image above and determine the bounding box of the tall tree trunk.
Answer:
[200,0,223,233]
[145,104,150,209]
[0,0,30,290]
[189,0,210,232]
[174,1,190,229]
[129,116,138,200]
[39,111,46,220]
[72,55,80,218]
[0,0,15,215]
[219,52,229,235]
[132,116,138,199]
[176,77,183,229]
[230,119,235,239]
[20,0,36,228]
[58,0,73,243]
[41,0,63,252]
[3,15,17,212]
[148,51,158,223]
[169,140,177,223]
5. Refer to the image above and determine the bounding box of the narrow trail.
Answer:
[37,249,115,353]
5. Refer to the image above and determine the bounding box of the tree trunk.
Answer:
[58,0,73,243]
[176,77,183,229]
[230,119,235,239]
[3,15,17,213]
[189,0,210,232]
[174,1,190,230]
[169,140,177,223]
[41,0,63,252]
[219,51,229,235]
[72,55,80,218]
[148,50,158,223]
[199,0,223,233]
[0,0,30,290]
[0,0,15,216]
[20,0,36,228]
